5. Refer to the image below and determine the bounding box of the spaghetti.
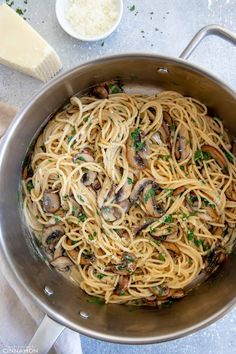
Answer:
[22,85,236,306]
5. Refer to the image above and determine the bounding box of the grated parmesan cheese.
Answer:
[66,0,119,38]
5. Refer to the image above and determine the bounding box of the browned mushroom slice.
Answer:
[116,172,134,203]
[53,244,63,259]
[42,191,60,213]
[201,145,228,170]
[130,178,154,203]
[111,252,137,275]
[92,179,101,191]
[133,219,156,236]
[101,206,117,222]
[114,276,129,295]
[70,198,82,217]
[170,289,185,299]
[117,199,130,213]
[149,285,170,300]
[143,183,163,218]
[66,239,94,265]
[204,251,227,273]
[163,111,173,126]
[73,152,97,186]
[175,125,191,162]
[173,186,185,196]
[93,85,108,99]
[200,206,218,222]
[50,256,73,272]
[163,241,181,255]
[150,225,176,239]
[42,225,65,249]
[126,128,148,169]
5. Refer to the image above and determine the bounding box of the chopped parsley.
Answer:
[97,273,106,279]
[78,213,87,222]
[26,180,34,192]
[194,149,211,162]
[88,231,97,241]
[170,124,176,132]
[129,5,135,11]
[127,177,133,185]
[164,214,173,223]
[77,156,86,161]
[202,198,216,208]
[162,155,171,161]
[16,8,23,15]
[187,228,195,240]
[159,253,165,261]
[224,150,234,163]
[54,216,60,224]
[187,195,198,206]
[83,115,89,122]
[72,206,77,216]
[153,239,161,246]
[144,188,156,203]
[78,195,84,202]
[87,296,105,305]
[63,194,69,200]
[194,238,203,247]
[108,83,122,94]
[135,141,145,151]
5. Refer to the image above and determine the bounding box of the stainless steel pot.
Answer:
[0,25,236,354]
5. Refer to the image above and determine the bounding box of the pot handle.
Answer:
[28,315,83,354]
[179,24,236,59]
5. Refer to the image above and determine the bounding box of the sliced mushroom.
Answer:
[116,172,134,203]
[150,225,176,239]
[73,152,97,186]
[170,289,185,299]
[101,206,117,222]
[201,145,228,170]
[173,186,185,196]
[42,191,60,213]
[149,285,170,300]
[200,206,218,222]
[92,179,101,191]
[175,125,191,162]
[143,183,164,218]
[114,276,129,295]
[93,85,108,99]
[70,198,82,217]
[126,129,148,169]
[110,252,137,275]
[163,241,181,255]
[50,256,73,272]
[42,225,65,249]
[53,244,63,259]
[66,239,94,265]
[130,178,154,203]
[204,251,227,273]
[117,199,130,213]
[133,219,156,236]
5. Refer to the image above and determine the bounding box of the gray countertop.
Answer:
[1,0,236,353]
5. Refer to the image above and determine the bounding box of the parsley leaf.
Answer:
[127,177,133,185]
[26,180,33,192]
[87,296,105,305]
[129,5,135,11]
[224,150,234,163]
[97,273,106,279]
[164,214,173,223]
[144,188,156,203]
[78,213,87,222]
[187,228,194,240]
[159,253,165,261]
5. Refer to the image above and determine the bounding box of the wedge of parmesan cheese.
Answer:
[0,4,62,82]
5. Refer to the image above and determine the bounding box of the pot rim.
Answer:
[1,52,236,344]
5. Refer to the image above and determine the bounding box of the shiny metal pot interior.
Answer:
[0,25,236,345]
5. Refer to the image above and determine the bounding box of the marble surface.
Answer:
[0,0,236,353]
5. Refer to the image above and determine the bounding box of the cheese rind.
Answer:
[0,4,62,82]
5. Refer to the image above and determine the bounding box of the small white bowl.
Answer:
[56,0,123,41]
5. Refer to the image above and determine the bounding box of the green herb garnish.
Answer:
[224,150,234,163]
[194,238,203,247]
[127,177,133,185]
[144,188,156,203]
[78,213,87,222]
[164,188,174,197]
[87,296,105,305]
[159,253,165,261]
[129,5,135,11]
[54,216,60,224]
[97,273,106,279]
[26,180,33,192]
[16,8,23,15]
[194,149,211,162]
[187,228,194,240]
[77,156,86,161]
[164,214,173,223]
[162,155,171,161]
